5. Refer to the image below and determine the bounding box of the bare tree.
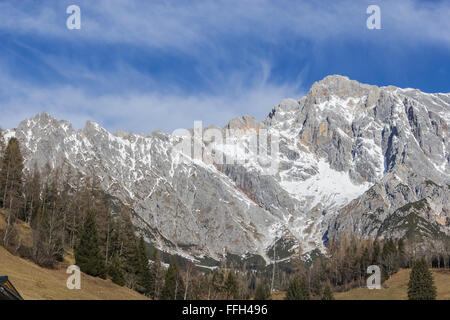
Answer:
[184,260,195,300]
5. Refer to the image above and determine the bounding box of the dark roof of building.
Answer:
[0,276,24,300]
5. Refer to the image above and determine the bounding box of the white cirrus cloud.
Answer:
[0,0,449,50]
[0,65,305,133]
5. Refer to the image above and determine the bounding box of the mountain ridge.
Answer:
[3,75,450,263]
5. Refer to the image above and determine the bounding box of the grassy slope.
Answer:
[0,210,148,300]
[0,246,148,300]
[272,268,450,300]
[335,268,450,300]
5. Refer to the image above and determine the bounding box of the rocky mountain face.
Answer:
[3,75,450,263]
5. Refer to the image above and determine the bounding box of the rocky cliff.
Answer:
[4,75,450,263]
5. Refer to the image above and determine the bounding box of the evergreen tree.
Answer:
[75,211,106,278]
[90,181,112,266]
[136,236,153,295]
[382,239,398,278]
[254,282,271,300]
[310,260,326,297]
[0,138,24,247]
[109,252,125,286]
[372,239,381,265]
[23,163,41,224]
[321,285,335,300]
[224,269,239,299]
[117,207,140,287]
[397,238,408,268]
[407,259,437,300]
[161,259,184,300]
[361,247,371,274]
[0,137,24,210]
[285,275,310,300]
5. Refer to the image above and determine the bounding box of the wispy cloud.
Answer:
[1,0,449,49]
[0,67,303,133]
[0,0,449,132]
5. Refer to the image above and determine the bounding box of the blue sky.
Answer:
[0,0,449,133]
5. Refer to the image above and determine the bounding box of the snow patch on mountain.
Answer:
[280,159,372,210]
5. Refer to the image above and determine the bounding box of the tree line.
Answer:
[281,233,446,300]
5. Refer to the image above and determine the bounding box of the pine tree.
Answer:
[117,207,140,288]
[397,238,407,268]
[161,259,184,300]
[75,211,106,278]
[89,179,112,266]
[382,239,398,279]
[361,247,371,273]
[310,259,326,297]
[321,285,335,300]
[254,282,271,300]
[372,239,381,265]
[407,259,437,300]
[66,171,85,250]
[109,252,125,286]
[0,138,25,248]
[224,269,239,299]
[285,275,310,300]
[136,236,153,295]
[0,137,24,210]
[23,163,41,224]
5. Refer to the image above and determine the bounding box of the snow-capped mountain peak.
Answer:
[4,76,450,262]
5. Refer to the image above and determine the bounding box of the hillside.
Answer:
[271,268,450,300]
[335,268,450,300]
[0,246,148,300]
[0,210,147,300]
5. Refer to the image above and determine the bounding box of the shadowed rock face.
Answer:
[4,75,450,262]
